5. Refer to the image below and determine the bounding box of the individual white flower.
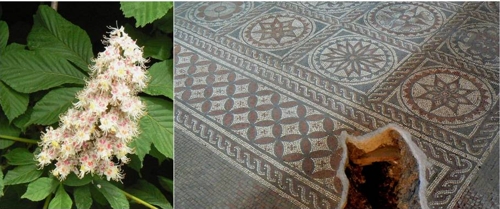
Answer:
[36,26,149,182]
[120,96,145,120]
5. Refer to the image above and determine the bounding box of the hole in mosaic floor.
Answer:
[341,125,429,209]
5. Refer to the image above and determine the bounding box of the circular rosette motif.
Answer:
[242,12,313,49]
[188,2,252,27]
[311,36,395,83]
[449,23,499,67]
[367,2,443,37]
[301,2,362,13]
[402,68,492,124]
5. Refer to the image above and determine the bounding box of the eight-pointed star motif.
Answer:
[416,75,476,115]
[252,16,302,44]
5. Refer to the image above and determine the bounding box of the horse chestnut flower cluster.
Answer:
[36,26,148,182]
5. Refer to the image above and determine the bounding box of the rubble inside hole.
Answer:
[340,125,429,209]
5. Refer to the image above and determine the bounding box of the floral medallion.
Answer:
[188,2,252,27]
[366,2,443,37]
[402,68,492,124]
[242,12,313,49]
[312,36,395,83]
[449,23,499,67]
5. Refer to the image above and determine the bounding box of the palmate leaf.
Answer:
[28,5,93,73]
[126,180,172,209]
[21,177,58,201]
[120,2,173,28]
[27,87,81,126]
[94,180,129,209]
[3,164,43,185]
[0,50,86,93]
[0,21,7,51]
[0,81,29,123]
[144,60,174,99]
[49,185,72,209]
[132,96,173,164]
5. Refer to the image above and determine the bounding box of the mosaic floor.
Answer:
[173,2,499,209]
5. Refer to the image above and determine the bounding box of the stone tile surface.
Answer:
[174,2,499,209]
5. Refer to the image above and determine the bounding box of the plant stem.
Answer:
[122,190,158,209]
[0,135,38,144]
[43,193,53,209]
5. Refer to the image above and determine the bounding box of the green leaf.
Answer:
[94,180,129,209]
[0,140,13,152]
[28,5,93,72]
[62,173,92,187]
[127,154,143,176]
[89,183,108,206]
[27,87,81,126]
[3,164,43,185]
[21,177,58,201]
[0,81,29,123]
[158,176,173,193]
[136,96,173,160]
[74,185,92,209]
[0,109,21,149]
[126,180,171,209]
[12,107,32,132]
[144,35,172,60]
[153,8,174,34]
[49,185,72,209]
[3,43,26,54]
[0,170,4,197]
[121,2,173,27]
[144,60,173,99]
[149,144,167,164]
[0,50,86,93]
[124,25,172,60]
[129,130,151,164]
[0,21,7,51]
[4,148,35,165]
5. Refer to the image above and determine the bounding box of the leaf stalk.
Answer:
[122,190,158,209]
[0,134,38,144]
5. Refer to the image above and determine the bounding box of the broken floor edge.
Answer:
[337,123,431,209]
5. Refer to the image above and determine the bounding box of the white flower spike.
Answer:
[36,26,149,182]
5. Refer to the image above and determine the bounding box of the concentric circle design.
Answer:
[242,13,313,49]
[301,2,362,13]
[312,36,395,83]
[402,68,492,124]
[188,2,252,27]
[366,2,443,37]
[449,23,499,67]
